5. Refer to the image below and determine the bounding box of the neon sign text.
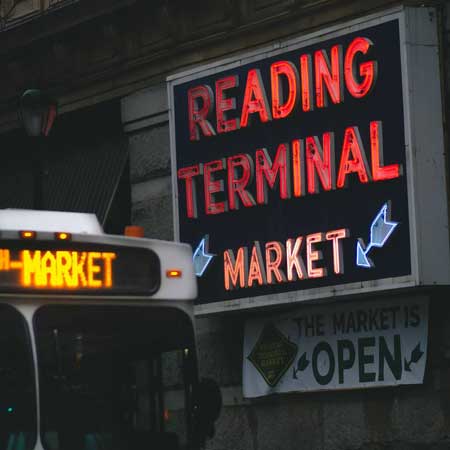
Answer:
[224,228,349,290]
[178,120,401,218]
[188,37,377,141]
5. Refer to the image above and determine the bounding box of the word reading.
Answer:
[188,37,376,141]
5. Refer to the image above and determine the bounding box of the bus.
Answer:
[0,209,221,450]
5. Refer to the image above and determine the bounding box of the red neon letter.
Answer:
[178,165,201,218]
[306,132,335,194]
[306,233,326,279]
[300,54,314,112]
[286,237,307,281]
[270,61,299,119]
[265,241,286,284]
[255,144,291,204]
[240,69,272,128]
[204,160,227,215]
[224,247,247,290]
[337,126,371,188]
[325,229,349,275]
[314,45,343,107]
[216,75,240,134]
[248,242,267,287]
[188,85,216,141]
[227,154,256,211]
[371,121,401,181]
[345,37,377,98]
[292,139,304,198]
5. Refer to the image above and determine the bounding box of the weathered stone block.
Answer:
[205,405,255,450]
[252,395,322,450]
[129,124,171,184]
[131,176,173,240]
[196,316,244,386]
[322,392,367,449]
[390,390,445,444]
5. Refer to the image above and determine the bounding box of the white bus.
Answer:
[0,209,220,450]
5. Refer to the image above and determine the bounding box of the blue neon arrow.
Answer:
[356,202,399,269]
[193,235,214,277]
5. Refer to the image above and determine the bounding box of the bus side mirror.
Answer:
[194,378,222,443]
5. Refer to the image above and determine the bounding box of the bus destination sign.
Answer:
[169,10,450,312]
[0,241,160,296]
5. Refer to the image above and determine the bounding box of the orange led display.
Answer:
[20,250,116,288]
[0,242,160,296]
[0,249,116,289]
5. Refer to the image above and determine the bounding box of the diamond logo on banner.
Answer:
[248,323,298,387]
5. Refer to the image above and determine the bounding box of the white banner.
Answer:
[243,297,428,398]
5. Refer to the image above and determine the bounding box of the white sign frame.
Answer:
[243,296,429,397]
[167,7,449,315]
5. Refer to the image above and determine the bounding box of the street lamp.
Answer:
[18,89,58,209]
[18,89,57,137]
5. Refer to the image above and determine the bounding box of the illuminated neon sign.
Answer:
[169,10,450,312]
[193,236,214,277]
[223,228,349,289]
[0,242,160,296]
[186,37,377,141]
[356,203,399,268]
[178,121,398,218]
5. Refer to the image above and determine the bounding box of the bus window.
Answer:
[34,306,197,450]
[0,304,36,450]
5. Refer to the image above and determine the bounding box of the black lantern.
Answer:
[18,89,57,137]
[18,89,58,209]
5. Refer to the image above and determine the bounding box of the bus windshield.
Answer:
[0,304,36,450]
[34,305,197,450]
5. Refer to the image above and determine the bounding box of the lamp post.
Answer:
[18,89,57,209]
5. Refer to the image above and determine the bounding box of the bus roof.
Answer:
[0,209,103,235]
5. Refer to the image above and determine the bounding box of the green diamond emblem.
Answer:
[248,323,298,387]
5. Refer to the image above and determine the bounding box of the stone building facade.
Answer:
[0,1,449,449]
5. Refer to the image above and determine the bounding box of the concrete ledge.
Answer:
[121,84,168,132]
